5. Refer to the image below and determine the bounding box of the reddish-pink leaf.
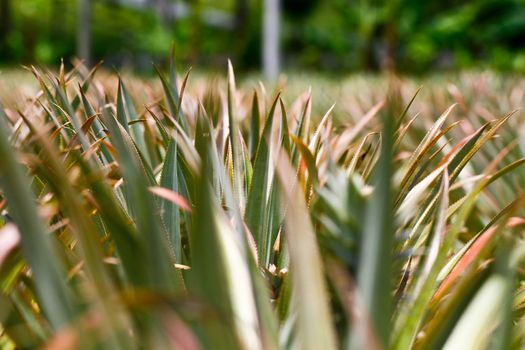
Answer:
[0,223,20,266]
[148,186,192,212]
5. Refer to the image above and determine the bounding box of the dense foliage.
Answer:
[2,0,525,72]
[1,61,525,349]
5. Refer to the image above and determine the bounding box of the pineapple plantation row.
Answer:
[0,62,524,349]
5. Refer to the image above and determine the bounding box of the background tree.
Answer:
[262,0,280,80]
[0,0,11,52]
[77,0,91,66]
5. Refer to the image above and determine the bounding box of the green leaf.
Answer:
[274,151,338,350]
[249,91,261,159]
[245,93,281,263]
[154,65,190,132]
[0,107,76,329]
[190,116,249,350]
[227,60,246,212]
[159,139,183,261]
[354,105,395,348]
[101,105,183,292]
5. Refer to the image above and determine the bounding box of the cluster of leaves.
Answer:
[0,60,525,350]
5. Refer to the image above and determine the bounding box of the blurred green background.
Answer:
[1,0,525,74]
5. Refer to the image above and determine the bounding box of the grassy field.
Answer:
[0,62,525,349]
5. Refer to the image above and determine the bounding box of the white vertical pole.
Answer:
[263,0,280,81]
[77,0,91,67]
